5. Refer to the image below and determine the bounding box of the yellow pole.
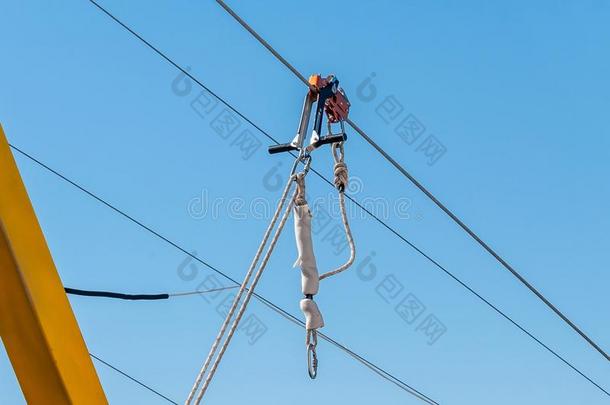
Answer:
[0,124,107,404]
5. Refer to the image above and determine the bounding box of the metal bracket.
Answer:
[268,74,350,156]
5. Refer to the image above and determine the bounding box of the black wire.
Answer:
[65,286,236,300]
[9,144,437,403]
[87,0,280,146]
[213,0,610,364]
[66,287,169,300]
[90,353,178,404]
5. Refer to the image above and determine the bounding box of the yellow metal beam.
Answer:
[0,124,107,404]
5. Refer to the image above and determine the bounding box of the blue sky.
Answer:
[1,1,609,404]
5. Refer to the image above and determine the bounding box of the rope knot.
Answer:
[333,161,348,192]
[332,142,348,192]
[295,172,308,206]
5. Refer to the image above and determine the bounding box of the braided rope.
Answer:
[194,186,298,403]
[319,142,356,280]
[332,143,348,192]
[186,173,297,404]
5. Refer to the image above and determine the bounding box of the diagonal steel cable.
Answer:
[213,0,610,364]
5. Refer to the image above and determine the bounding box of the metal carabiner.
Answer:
[306,329,318,379]
[301,153,313,176]
[307,344,318,379]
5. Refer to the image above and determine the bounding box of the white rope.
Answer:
[194,185,299,403]
[187,142,352,399]
[185,173,297,404]
[293,141,355,379]
[319,142,355,280]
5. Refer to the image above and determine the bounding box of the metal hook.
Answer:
[306,329,318,379]
[301,154,313,176]
[307,344,318,379]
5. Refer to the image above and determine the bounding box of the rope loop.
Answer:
[319,143,355,281]
[331,141,344,163]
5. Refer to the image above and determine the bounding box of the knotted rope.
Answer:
[319,142,356,280]
[332,143,348,192]
[295,172,308,206]
[295,141,356,379]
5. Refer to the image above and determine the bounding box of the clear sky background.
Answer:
[1,1,609,404]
